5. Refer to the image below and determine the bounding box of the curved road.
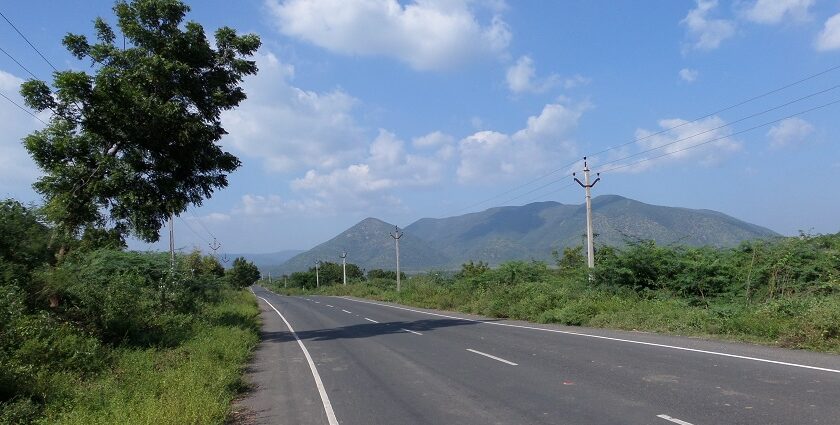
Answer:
[239,286,840,425]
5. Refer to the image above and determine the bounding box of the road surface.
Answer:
[239,286,840,425]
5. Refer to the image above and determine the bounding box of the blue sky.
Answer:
[1,0,839,254]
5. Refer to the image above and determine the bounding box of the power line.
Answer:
[522,182,575,205]
[177,216,211,245]
[0,10,59,72]
[588,63,840,158]
[596,97,840,174]
[0,91,46,124]
[445,64,840,216]
[188,210,217,240]
[594,84,840,170]
[0,44,38,79]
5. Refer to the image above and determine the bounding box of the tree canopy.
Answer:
[20,0,260,242]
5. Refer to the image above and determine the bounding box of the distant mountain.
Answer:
[271,218,451,275]
[227,250,304,271]
[406,195,778,266]
[272,195,779,273]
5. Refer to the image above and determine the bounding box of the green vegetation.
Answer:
[0,200,261,424]
[2,2,263,422]
[20,0,259,244]
[268,233,840,353]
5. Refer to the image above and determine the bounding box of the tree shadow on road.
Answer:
[259,317,490,343]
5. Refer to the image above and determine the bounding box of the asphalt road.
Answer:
[240,286,840,425]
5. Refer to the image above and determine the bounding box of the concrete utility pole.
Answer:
[573,157,601,268]
[208,238,221,258]
[315,261,321,288]
[340,251,347,286]
[389,226,404,292]
[268,272,272,285]
[168,212,175,272]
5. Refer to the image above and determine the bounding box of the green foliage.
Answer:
[276,232,840,353]
[19,0,261,242]
[456,260,489,279]
[226,257,260,288]
[0,199,55,284]
[1,246,256,422]
[367,269,406,280]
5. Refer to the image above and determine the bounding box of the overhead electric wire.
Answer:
[0,10,59,72]
[0,91,46,124]
[593,84,840,170]
[596,97,840,174]
[177,216,211,245]
[446,63,840,216]
[521,182,575,205]
[586,63,840,158]
[0,44,38,79]
[188,211,218,241]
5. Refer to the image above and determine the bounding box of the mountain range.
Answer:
[267,195,778,275]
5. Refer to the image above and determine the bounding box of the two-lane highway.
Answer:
[241,286,840,424]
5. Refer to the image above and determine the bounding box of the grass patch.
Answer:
[24,290,259,425]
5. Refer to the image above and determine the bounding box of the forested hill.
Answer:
[271,195,778,273]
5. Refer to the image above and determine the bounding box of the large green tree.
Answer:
[20,0,260,243]
[227,257,260,288]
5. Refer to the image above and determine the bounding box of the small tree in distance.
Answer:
[227,257,260,288]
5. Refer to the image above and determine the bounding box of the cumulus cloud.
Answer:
[456,102,586,183]
[0,70,43,196]
[608,116,741,173]
[233,194,326,216]
[767,117,814,148]
[266,0,511,71]
[290,130,448,211]
[815,13,840,51]
[742,0,813,24]
[221,52,367,173]
[505,56,588,94]
[682,0,736,51]
[679,68,699,82]
[505,55,559,94]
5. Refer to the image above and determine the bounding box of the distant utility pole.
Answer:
[340,251,347,286]
[389,226,403,292]
[268,272,272,285]
[208,238,221,258]
[284,275,287,289]
[315,260,321,288]
[573,157,601,269]
[168,212,175,272]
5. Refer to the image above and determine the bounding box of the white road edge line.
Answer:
[339,297,840,374]
[257,296,339,425]
[401,328,423,335]
[657,414,694,425]
[342,309,352,314]
[364,317,379,323]
[466,348,518,366]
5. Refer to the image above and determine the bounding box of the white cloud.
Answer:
[412,131,454,148]
[682,0,736,51]
[266,0,511,71]
[457,102,586,183]
[505,55,559,94]
[767,117,814,148]
[290,130,448,211]
[679,68,699,82]
[562,74,591,89]
[815,13,840,51]
[609,116,741,173]
[742,0,813,24]
[221,52,367,173]
[233,194,325,216]
[0,70,43,196]
[505,56,588,95]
